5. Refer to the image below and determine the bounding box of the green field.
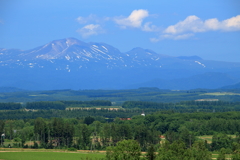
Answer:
[0,149,232,160]
[198,135,236,144]
[197,135,213,143]
[0,150,105,160]
[201,92,240,96]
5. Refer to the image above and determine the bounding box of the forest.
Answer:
[0,87,240,159]
[0,98,240,159]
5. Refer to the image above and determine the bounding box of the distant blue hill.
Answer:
[0,37,240,90]
[177,55,202,61]
[221,82,240,89]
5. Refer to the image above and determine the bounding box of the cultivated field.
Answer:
[0,149,105,160]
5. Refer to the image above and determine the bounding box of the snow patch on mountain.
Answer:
[195,61,206,67]
[102,46,108,52]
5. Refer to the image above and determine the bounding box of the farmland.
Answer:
[0,148,229,160]
[0,149,105,160]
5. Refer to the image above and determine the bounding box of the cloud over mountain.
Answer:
[114,9,149,28]
[77,24,105,38]
[75,9,240,42]
[154,15,240,40]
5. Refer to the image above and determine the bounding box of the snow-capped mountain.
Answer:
[0,38,240,90]
[0,37,215,70]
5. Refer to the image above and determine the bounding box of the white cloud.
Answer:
[77,24,104,38]
[204,18,220,30]
[222,15,240,31]
[142,22,159,32]
[114,9,149,28]
[164,15,240,34]
[76,16,91,24]
[76,12,240,41]
[151,33,194,42]
[76,14,109,24]
[158,15,240,40]
[172,33,194,40]
[164,15,206,34]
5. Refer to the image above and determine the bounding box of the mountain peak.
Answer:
[1,37,240,90]
[50,37,86,48]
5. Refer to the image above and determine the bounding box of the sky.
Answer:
[0,0,240,62]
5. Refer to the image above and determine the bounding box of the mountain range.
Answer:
[1,37,240,90]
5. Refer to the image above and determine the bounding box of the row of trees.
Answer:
[0,102,22,110]
[107,139,240,160]
[61,100,112,107]
[34,117,75,147]
[0,100,112,110]
[1,111,240,134]
[1,111,240,151]
[26,101,66,110]
[122,100,240,111]
[0,108,144,120]
[2,100,240,111]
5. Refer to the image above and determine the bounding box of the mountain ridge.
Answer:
[0,37,240,90]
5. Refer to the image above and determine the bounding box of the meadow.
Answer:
[198,135,236,144]
[0,149,105,160]
[0,149,230,160]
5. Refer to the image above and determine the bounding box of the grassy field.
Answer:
[198,135,236,144]
[212,154,232,160]
[201,92,240,96]
[0,149,105,160]
[0,148,234,160]
[197,135,213,143]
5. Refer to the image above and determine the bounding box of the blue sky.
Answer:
[0,0,240,62]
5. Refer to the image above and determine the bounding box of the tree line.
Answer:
[60,100,112,107]
[0,102,22,110]
[122,100,240,111]
[0,100,112,110]
[1,111,240,159]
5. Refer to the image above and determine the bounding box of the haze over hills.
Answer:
[0,37,240,90]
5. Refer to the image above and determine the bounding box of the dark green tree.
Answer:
[0,120,5,145]
[106,139,141,160]
[146,144,156,160]
[77,124,91,150]
[84,116,95,125]
[157,140,186,160]
[191,141,212,160]
[34,117,48,146]
[217,148,226,160]
[232,149,240,160]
